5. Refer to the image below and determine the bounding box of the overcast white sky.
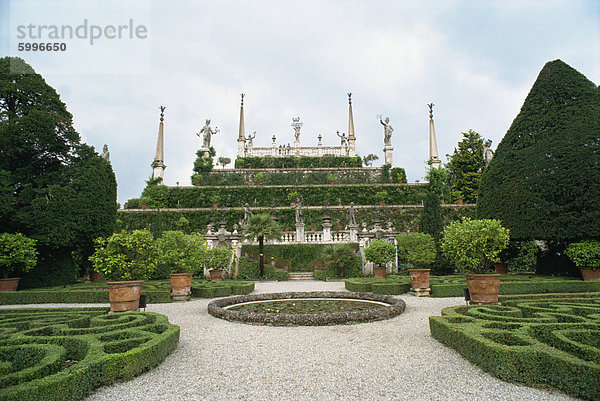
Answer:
[1,0,599,205]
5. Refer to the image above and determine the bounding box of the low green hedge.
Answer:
[431,279,600,297]
[234,156,363,169]
[0,308,179,401]
[429,293,600,399]
[190,281,255,298]
[344,277,411,294]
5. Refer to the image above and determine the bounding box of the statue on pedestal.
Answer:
[348,202,356,225]
[484,139,494,166]
[101,144,110,162]
[295,198,303,225]
[336,131,348,147]
[243,203,253,224]
[197,119,219,148]
[379,116,393,146]
[246,132,256,148]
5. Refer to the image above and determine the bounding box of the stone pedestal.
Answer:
[200,147,211,158]
[409,288,431,297]
[383,145,393,165]
[295,223,305,242]
[348,224,358,241]
[322,222,332,241]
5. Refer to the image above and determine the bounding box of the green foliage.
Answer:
[396,233,436,268]
[242,214,281,277]
[501,240,539,272]
[155,231,206,276]
[192,147,215,175]
[420,192,444,242]
[565,240,600,269]
[429,294,600,400]
[217,156,231,169]
[425,166,451,203]
[478,60,600,241]
[390,167,406,183]
[204,247,232,271]
[89,230,157,281]
[322,244,359,278]
[362,154,378,166]
[364,240,395,265]
[445,130,485,203]
[253,172,264,184]
[374,190,388,202]
[237,257,289,281]
[0,307,179,400]
[190,280,255,297]
[442,218,510,274]
[0,232,37,278]
[235,155,363,169]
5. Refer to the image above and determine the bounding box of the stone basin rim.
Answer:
[208,291,406,326]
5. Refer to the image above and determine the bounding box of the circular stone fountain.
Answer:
[208,291,405,326]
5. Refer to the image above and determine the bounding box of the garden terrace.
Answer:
[345,275,600,297]
[208,291,406,326]
[429,293,600,399]
[0,280,255,305]
[0,308,179,401]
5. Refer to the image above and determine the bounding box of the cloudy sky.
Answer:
[1,0,599,205]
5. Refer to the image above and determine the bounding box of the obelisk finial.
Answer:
[160,106,166,122]
[428,102,440,169]
[347,92,352,104]
[427,103,434,119]
[241,93,245,105]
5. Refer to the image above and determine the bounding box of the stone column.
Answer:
[322,217,332,242]
[384,145,393,165]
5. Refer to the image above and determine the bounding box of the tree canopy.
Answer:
[445,130,485,203]
[477,59,600,241]
[0,57,117,286]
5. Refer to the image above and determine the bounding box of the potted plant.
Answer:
[326,173,336,185]
[442,218,509,304]
[205,247,233,282]
[209,194,221,208]
[156,231,207,301]
[364,239,395,278]
[253,172,264,186]
[565,240,600,281]
[396,233,436,295]
[89,230,157,312]
[0,233,37,292]
[374,190,388,206]
[494,247,509,274]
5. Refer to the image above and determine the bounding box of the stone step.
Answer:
[288,272,315,280]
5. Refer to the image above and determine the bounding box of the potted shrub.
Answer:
[205,247,233,282]
[0,233,37,292]
[442,218,509,304]
[396,233,436,294]
[364,239,395,278]
[326,173,336,185]
[209,194,221,208]
[156,231,207,301]
[565,240,600,281]
[89,230,157,312]
[253,172,264,186]
[374,190,388,206]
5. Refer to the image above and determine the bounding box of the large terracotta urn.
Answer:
[209,269,224,282]
[373,265,386,279]
[466,274,500,304]
[408,269,431,290]
[106,281,144,312]
[580,269,600,282]
[0,278,20,292]
[170,273,193,301]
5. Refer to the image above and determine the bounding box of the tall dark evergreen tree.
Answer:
[420,192,444,242]
[478,59,600,241]
[0,57,117,287]
[445,130,485,203]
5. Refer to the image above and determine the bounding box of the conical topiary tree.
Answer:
[478,59,600,242]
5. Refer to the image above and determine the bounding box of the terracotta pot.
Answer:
[580,268,600,282]
[379,200,385,206]
[408,269,431,289]
[209,269,224,282]
[495,263,508,274]
[212,203,218,208]
[106,281,144,312]
[373,265,386,278]
[90,271,103,282]
[170,273,193,301]
[0,277,20,292]
[457,199,464,205]
[141,204,147,210]
[466,274,500,304]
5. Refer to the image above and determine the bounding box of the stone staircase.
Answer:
[288,272,315,280]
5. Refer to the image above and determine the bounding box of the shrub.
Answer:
[0,233,38,279]
[204,248,233,271]
[364,240,395,266]
[565,240,600,270]
[504,240,539,272]
[88,230,157,281]
[238,257,260,280]
[396,233,436,268]
[155,231,207,277]
[442,218,509,274]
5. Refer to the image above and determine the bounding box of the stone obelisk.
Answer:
[152,106,166,181]
[237,93,246,157]
[347,93,356,157]
[428,103,441,169]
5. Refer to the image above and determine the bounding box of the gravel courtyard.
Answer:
[3,281,576,400]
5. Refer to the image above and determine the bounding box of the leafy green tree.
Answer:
[442,218,510,274]
[445,130,485,203]
[364,239,395,266]
[192,146,215,178]
[420,192,444,242]
[204,247,233,271]
[89,230,157,281]
[478,59,600,242]
[425,166,451,203]
[242,214,281,277]
[323,244,356,278]
[0,232,37,278]
[217,156,231,169]
[396,233,436,268]
[0,57,117,287]
[363,154,378,166]
[155,231,206,277]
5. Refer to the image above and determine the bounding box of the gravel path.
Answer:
[3,281,576,400]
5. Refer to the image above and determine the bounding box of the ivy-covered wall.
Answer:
[234,155,363,169]
[116,205,475,236]
[125,184,429,209]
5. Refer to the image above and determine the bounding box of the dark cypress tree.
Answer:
[420,192,444,242]
[478,59,600,242]
[445,130,485,203]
